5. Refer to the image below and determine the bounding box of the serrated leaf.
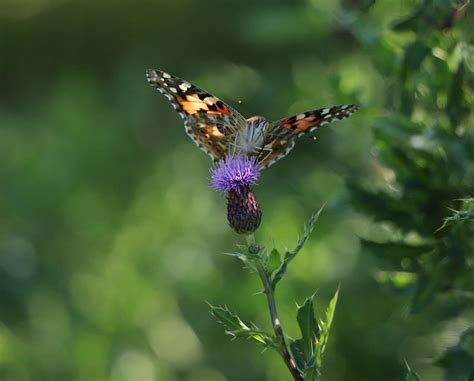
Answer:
[236,244,250,254]
[267,248,281,274]
[303,356,320,381]
[289,339,306,373]
[296,294,319,360]
[226,247,260,273]
[209,304,274,347]
[272,206,325,289]
[315,288,339,368]
[405,361,421,381]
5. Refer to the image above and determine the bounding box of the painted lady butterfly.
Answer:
[146,69,359,168]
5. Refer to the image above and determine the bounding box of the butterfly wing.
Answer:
[146,69,246,160]
[257,104,359,168]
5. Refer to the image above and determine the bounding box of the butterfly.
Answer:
[146,69,359,168]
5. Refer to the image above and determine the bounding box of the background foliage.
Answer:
[0,0,473,380]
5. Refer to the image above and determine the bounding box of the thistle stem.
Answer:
[246,234,303,381]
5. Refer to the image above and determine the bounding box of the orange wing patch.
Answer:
[179,95,210,114]
[179,95,232,116]
[293,116,319,132]
[279,114,320,132]
[197,125,224,139]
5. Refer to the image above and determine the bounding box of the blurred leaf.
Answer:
[405,361,422,381]
[361,239,433,266]
[400,41,431,82]
[209,304,274,348]
[435,328,474,380]
[447,60,469,127]
[410,255,466,313]
[373,270,417,289]
[272,206,325,290]
[400,40,431,115]
[315,288,339,368]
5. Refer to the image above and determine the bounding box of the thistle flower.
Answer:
[210,155,260,194]
[210,155,262,234]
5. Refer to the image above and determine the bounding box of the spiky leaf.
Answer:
[289,338,306,373]
[315,288,339,368]
[272,206,325,289]
[267,248,281,274]
[209,304,273,347]
[405,361,421,381]
[296,294,319,360]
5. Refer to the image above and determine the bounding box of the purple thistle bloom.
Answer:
[210,155,261,194]
[210,155,262,234]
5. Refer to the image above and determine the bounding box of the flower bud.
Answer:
[227,187,262,234]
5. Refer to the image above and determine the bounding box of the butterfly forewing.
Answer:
[146,69,246,160]
[258,104,359,168]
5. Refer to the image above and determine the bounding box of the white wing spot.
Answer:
[298,132,305,137]
[340,105,349,110]
[148,71,158,81]
[296,113,306,120]
[204,96,218,105]
[179,82,191,91]
[162,72,171,79]
[310,127,317,132]
[321,108,330,115]
[320,121,328,126]
[169,87,178,93]
[324,114,332,119]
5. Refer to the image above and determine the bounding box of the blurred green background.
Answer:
[1,0,473,380]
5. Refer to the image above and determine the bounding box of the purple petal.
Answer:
[210,155,261,193]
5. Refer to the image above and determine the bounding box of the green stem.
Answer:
[246,234,303,381]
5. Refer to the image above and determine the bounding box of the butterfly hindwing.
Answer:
[146,69,246,160]
[258,104,359,168]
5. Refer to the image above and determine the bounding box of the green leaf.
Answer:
[272,205,325,289]
[447,60,469,127]
[434,328,474,380]
[289,339,306,373]
[236,244,250,254]
[410,255,465,313]
[315,288,339,368]
[405,361,421,381]
[209,304,274,348]
[361,239,433,265]
[296,293,320,360]
[303,356,320,381]
[226,243,267,273]
[400,40,431,81]
[267,248,281,274]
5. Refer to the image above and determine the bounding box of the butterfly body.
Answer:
[235,116,268,155]
[146,69,359,168]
